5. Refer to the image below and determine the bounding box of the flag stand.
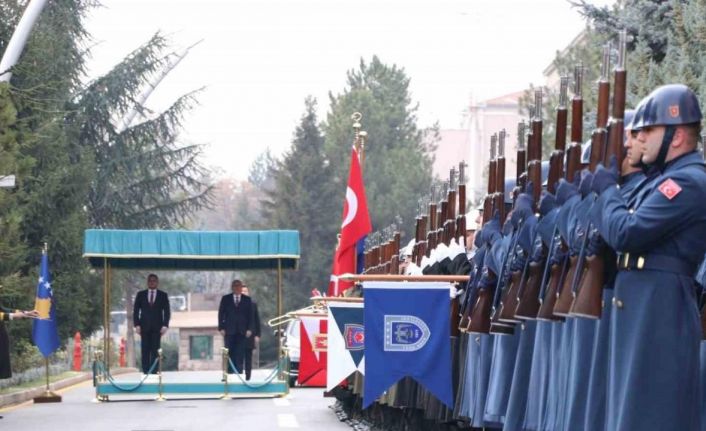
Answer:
[33,357,62,403]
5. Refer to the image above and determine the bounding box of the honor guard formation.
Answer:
[327,30,706,431]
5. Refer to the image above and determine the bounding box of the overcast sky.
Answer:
[83,0,613,180]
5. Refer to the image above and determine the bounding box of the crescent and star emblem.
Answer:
[341,186,358,228]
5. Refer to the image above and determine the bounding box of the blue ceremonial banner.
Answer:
[363,281,453,409]
[32,251,60,357]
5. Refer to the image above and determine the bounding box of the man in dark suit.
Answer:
[133,274,171,374]
[241,286,261,381]
[219,279,255,378]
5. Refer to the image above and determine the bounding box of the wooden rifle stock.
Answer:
[417,214,428,265]
[499,262,526,323]
[553,254,579,316]
[456,162,467,241]
[438,186,449,246]
[514,259,544,319]
[537,244,568,321]
[390,231,401,274]
[468,280,494,334]
[446,169,457,245]
[427,199,437,256]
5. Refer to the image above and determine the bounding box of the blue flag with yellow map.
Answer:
[32,251,60,357]
[363,281,453,409]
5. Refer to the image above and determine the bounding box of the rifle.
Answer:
[499,126,528,323]
[514,77,570,319]
[456,162,468,243]
[445,168,457,245]
[426,186,438,256]
[516,121,527,193]
[412,199,423,265]
[417,196,429,265]
[549,76,570,194]
[438,180,450,247]
[572,32,628,318]
[490,130,520,332]
[493,131,507,224]
[489,225,520,335]
[527,91,543,207]
[500,94,542,321]
[489,211,517,333]
[538,66,583,319]
[483,135,498,224]
[588,44,612,171]
[467,136,499,334]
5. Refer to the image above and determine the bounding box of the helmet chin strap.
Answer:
[654,125,676,171]
[641,126,676,172]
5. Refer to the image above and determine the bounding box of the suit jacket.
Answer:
[218,294,255,336]
[133,289,171,332]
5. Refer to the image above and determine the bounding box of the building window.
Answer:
[189,335,213,360]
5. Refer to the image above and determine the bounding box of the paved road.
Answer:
[0,371,350,431]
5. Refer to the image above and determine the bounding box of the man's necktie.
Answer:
[149,291,155,306]
[235,295,240,306]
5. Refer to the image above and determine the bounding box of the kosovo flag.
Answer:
[363,281,453,409]
[32,250,60,357]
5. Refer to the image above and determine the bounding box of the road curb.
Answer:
[0,367,138,408]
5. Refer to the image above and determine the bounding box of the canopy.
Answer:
[83,229,300,270]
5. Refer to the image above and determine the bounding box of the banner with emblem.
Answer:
[298,315,328,387]
[32,249,60,357]
[362,281,453,409]
[326,301,364,391]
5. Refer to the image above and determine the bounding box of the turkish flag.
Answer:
[328,147,372,296]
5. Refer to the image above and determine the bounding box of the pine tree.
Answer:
[261,96,339,309]
[323,56,435,240]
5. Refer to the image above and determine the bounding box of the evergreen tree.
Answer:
[324,56,435,241]
[261,96,338,309]
[1,0,100,363]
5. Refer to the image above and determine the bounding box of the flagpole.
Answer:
[34,243,61,403]
[350,113,363,288]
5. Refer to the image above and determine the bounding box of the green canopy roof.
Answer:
[83,229,300,271]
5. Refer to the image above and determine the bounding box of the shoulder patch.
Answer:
[658,178,682,200]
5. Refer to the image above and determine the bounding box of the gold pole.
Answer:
[156,348,166,401]
[338,273,469,282]
[220,347,229,399]
[106,261,112,372]
[45,357,49,391]
[311,296,363,303]
[277,259,283,380]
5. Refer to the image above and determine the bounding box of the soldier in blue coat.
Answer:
[590,84,706,430]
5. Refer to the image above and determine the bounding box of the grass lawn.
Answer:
[0,371,84,395]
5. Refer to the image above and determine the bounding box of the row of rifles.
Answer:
[360,31,629,336]
[465,32,627,335]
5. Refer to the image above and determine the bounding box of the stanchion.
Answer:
[92,351,108,402]
[155,348,166,401]
[220,347,230,400]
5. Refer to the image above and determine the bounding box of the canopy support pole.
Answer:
[277,258,283,380]
[103,258,112,372]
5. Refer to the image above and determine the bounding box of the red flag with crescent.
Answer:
[328,147,372,296]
